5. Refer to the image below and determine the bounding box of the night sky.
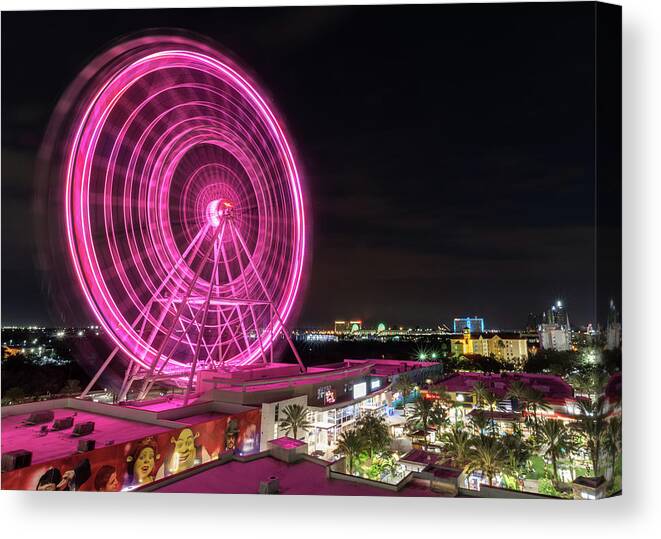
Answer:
[1,3,621,330]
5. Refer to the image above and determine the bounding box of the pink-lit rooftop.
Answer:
[152,456,446,497]
[1,408,171,465]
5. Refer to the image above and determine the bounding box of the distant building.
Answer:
[349,320,362,333]
[450,328,528,365]
[548,300,570,330]
[453,317,485,333]
[334,321,348,333]
[539,323,571,351]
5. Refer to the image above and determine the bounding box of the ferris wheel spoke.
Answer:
[184,232,221,405]
[139,220,225,398]
[219,229,254,361]
[227,217,268,365]
[231,221,305,372]
[137,223,210,358]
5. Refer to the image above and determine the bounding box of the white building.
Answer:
[539,323,571,351]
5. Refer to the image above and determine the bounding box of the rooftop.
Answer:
[1,408,171,465]
[151,455,445,497]
[400,449,440,466]
[437,372,574,400]
[269,436,306,449]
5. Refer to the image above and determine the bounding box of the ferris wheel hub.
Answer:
[206,198,235,227]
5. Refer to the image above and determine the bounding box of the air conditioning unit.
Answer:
[258,475,280,494]
[1,449,32,472]
[72,421,95,437]
[25,410,54,425]
[77,439,96,452]
[52,417,74,431]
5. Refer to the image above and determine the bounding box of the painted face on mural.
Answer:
[134,447,156,483]
[171,428,198,472]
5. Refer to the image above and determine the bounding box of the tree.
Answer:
[441,425,472,467]
[481,390,502,435]
[501,431,531,484]
[603,416,622,481]
[355,411,391,461]
[471,381,490,408]
[526,389,551,428]
[335,429,365,475]
[61,379,81,395]
[3,386,25,404]
[536,419,572,482]
[407,395,434,432]
[279,404,312,440]
[465,435,507,487]
[572,395,608,477]
[469,410,491,436]
[392,374,415,405]
[505,380,531,412]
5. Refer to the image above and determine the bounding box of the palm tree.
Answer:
[536,419,571,482]
[279,404,312,440]
[393,374,415,406]
[407,395,446,437]
[572,395,608,477]
[355,411,391,461]
[501,431,531,484]
[335,429,365,475]
[505,380,531,412]
[526,389,551,429]
[465,435,507,487]
[469,409,492,436]
[441,425,472,467]
[603,416,622,482]
[472,381,490,408]
[481,390,502,436]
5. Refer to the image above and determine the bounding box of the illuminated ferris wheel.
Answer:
[47,34,307,402]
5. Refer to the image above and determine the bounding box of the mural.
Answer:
[1,409,261,491]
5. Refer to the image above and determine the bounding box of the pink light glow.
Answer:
[58,34,306,373]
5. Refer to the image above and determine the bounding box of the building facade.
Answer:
[450,329,528,365]
[453,317,485,333]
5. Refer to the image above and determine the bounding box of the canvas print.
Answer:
[1,2,621,499]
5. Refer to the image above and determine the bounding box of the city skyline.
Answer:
[1,4,620,330]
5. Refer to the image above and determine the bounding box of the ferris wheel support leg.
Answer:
[227,219,268,366]
[183,237,220,405]
[138,222,225,400]
[213,241,223,369]
[79,346,120,399]
[118,361,142,402]
[141,283,219,397]
[231,222,306,373]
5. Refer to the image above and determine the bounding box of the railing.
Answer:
[209,363,375,392]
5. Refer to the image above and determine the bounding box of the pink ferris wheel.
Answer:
[52,34,307,402]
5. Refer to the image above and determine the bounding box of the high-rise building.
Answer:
[548,300,570,329]
[453,317,485,333]
[539,323,571,351]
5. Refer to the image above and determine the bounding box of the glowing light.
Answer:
[456,394,465,402]
[57,34,306,372]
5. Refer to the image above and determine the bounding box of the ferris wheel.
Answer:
[48,34,307,402]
